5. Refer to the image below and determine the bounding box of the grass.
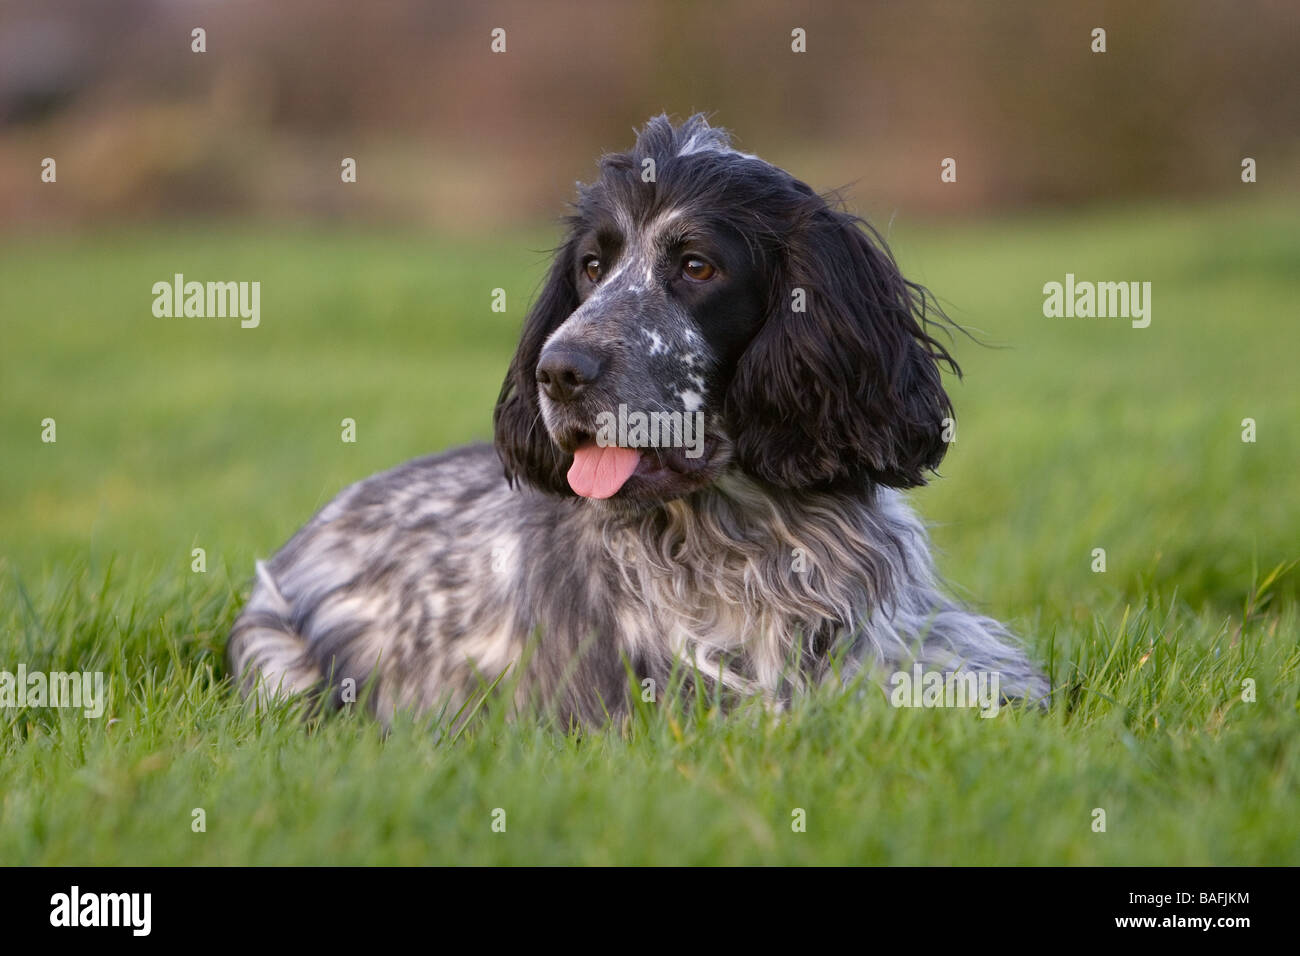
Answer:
[1,196,1297,864]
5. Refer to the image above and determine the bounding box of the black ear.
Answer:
[725,199,959,490]
[493,239,579,494]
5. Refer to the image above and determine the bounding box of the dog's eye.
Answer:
[682,257,716,282]
[583,258,603,283]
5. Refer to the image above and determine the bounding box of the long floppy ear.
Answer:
[493,239,579,494]
[725,197,959,490]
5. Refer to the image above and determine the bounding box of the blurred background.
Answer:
[2,0,1297,228]
[1,0,1297,619]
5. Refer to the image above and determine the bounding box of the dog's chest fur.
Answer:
[232,444,955,725]
[598,474,920,698]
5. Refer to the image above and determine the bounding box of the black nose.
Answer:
[536,346,602,403]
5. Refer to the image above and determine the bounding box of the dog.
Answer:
[227,115,1049,726]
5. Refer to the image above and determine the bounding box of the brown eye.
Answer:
[584,258,602,283]
[682,257,716,282]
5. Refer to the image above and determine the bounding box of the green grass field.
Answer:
[1,198,1297,864]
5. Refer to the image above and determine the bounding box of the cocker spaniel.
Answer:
[228,115,1048,725]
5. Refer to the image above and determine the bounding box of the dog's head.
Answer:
[494,114,959,503]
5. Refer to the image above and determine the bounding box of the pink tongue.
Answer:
[567,443,641,499]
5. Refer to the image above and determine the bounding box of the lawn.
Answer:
[1,198,1297,864]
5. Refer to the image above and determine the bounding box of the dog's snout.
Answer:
[536,345,602,403]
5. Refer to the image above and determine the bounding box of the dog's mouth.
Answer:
[561,431,721,500]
